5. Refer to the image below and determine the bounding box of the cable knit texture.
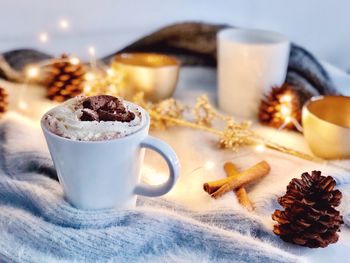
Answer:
[0,113,349,263]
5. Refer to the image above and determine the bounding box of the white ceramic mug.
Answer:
[41,107,180,210]
[218,28,290,118]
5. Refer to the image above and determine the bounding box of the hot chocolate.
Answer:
[43,95,145,141]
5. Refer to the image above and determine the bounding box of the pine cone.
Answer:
[258,83,301,130]
[272,171,344,248]
[0,87,8,117]
[45,54,86,102]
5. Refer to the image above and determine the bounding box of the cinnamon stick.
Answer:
[235,188,253,211]
[210,160,270,199]
[224,162,254,211]
[203,177,229,194]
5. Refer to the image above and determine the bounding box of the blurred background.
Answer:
[0,0,349,70]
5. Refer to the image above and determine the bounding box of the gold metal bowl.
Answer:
[302,95,350,159]
[112,53,180,102]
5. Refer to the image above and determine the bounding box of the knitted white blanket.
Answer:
[0,112,349,262]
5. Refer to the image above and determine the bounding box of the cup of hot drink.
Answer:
[41,95,180,210]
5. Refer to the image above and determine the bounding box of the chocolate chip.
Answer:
[98,109,135,122]
[82,100,92,109]
[98,110,118,121]
[83,95,121,111]
[79,95,135,122]
[80,108,99,121]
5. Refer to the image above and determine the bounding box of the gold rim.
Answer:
[304,95,350,128]
[113,53,180,68]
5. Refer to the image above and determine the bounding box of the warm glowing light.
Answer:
[204,160,215,170]
[18,100,28,110]
[142,166,168,185]
[84,84,92,93]
[58,19,69,29]
[255,144,266,153]
[88,46,96,56]
[107,68,116,76]
[148,172,167,185]
[284,116,292,124]
[85,72,95,81]
[69,57,80,65]
[25,66,40,79]
[280,94,292,103]
[38,32,48,43]
[280,104,292,117]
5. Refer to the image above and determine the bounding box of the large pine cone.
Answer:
[272,171,343,248]
[45,54,86,102]
[0,87,8,117]
[258,83,301,130]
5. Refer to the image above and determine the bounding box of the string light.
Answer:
[25,66,40,79]
[277,90,298,130]
[280,94,292,103]
[141,166,168,185]
[18,100,28,110]
[107,68,116,76]
[280,104,292,118]
[284,116,292,124]
[38,32,48,43]
[84,84,92,93]
[255,144,266,153]
[88,46,96,56]
[85,72,95,81]
[69,57,80,65]
[204,160,215,170]
[279,91,293,122]
[58,18,69,30]
[88,46,97,68]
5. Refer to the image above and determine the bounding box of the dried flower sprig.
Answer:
[133,92,323,163]
[218,120,254,151]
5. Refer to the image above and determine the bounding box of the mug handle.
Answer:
[134,136,180,197]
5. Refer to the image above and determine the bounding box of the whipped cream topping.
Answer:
[43,95,146,141]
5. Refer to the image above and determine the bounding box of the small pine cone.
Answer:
[0,87,8,117]
[258,83,301,130]
[272,171,344,248]
[45,54,86,102]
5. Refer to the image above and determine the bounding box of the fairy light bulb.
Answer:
[280,94,292,103]
[204,160,215,170]
[25,66,40,79]
[280,104,292,118]
[18,100,28,110]
[149,172,168,185]
[84,84,92,93]
[142,166,168,185]
[284,116,292,124]
[255,144,266,153]
[69,57,80,65]
[88,46,96,56]
[279,91,294,121]
[107,68,116,76]
[38,32,48,43]
[58,19,69,30]
[85,72,95,81]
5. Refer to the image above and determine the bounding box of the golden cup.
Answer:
[302,95,350,159]
[112,53,180,102]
